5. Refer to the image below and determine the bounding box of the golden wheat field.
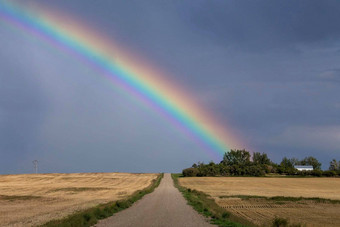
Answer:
[179,177,340,227]
[0,172,158,227]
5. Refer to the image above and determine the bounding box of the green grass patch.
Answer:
[0,194,41,201]
[272,217,302,227]
[274,201,286,205]
[219,195,340,204]
[171,174,253,227]
[219,195,267,200]
[40,173,163,227]
[50,187,110,193]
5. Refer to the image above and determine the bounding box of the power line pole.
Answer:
[33,160,38,174]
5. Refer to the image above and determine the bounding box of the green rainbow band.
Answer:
[0,1,233,158]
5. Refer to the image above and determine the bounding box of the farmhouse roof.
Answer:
[294,165,313,168]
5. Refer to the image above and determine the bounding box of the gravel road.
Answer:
[95,173,213,227]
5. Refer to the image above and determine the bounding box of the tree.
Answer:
[280,157,294,169]
[247,165,266,176]
[300,156,322,170]
[329,159,340,171]
[196,162,207,176]
[289,157,300,166]
[252,152,271,165]
[221,149,251,166]
[182,167,199,177]
[205,161,219,176]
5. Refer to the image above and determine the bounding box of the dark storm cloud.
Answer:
[179,0,340,51]
[1,0,340,173]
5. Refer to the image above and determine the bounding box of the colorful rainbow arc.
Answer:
[0,1,243,158]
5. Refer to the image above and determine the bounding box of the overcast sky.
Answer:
[1,0,340,174]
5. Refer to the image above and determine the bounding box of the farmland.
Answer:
[0,172,158,226]
[179,177,340,226]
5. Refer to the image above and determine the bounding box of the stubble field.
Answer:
[0,172,158,227]
[179,177,340,227]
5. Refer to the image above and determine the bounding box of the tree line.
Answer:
[182,149,340,177]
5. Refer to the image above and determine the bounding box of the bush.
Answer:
[311,169,322,177]
[296,170,309,176]
[323,170,336,177]
[272,217,288,227]
[285,168,297,175]
[82,213,94,223]
[222,211,230,219]
[182,167,199,177]
[247,165,266,176]
[218,165,230,176]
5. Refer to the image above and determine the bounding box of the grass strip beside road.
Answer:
[219,195,340,204]
[171,174,253,227]
[40,173,164,227]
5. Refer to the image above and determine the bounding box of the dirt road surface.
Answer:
[95,173,213,227]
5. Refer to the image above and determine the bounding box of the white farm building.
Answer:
[294,165,313,171]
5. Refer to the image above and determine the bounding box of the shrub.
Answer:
[247,165,266,176]
[285,168,297,175]
[272,217,288,227]
[311,169,322,177]
[297,170,309,176]
[218,164,230,176]
[182,167,199,177]
[82,213,93,223]
[323,170,336,177]
[222,211,230,219]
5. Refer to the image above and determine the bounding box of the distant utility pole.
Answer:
[33,160,38,174]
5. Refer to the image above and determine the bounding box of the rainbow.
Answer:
[0,1,243,159]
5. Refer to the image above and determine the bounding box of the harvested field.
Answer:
[216,197,340,227]
[179,177,340,226]
[0,172,158,227]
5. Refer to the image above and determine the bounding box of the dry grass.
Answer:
[179,177,340,199]
[179,177,340,226]
[0,172,158,227]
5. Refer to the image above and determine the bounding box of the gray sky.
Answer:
[1,0,340,173]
